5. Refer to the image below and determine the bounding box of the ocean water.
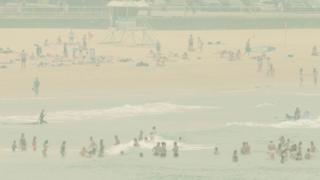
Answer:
[1,89,320,179]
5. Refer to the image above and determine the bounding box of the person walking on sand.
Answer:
[299,68,304,87]
[63,43,68,58]
[20,50,27,68]
[245,39,251,56]
[313,68,318,85]
[156,40,161,55]
[32,77,40,96]
[188,34,194,51]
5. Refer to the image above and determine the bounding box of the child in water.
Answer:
[80,147,88,157]
[11,140,17,152]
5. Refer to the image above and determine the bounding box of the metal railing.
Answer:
[1,4,320,19]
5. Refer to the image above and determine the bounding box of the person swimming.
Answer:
[139,152,144,158]
[214,147,219,155]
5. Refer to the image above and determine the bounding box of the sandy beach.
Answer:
[1,28,320,180]
[0,28,320,98]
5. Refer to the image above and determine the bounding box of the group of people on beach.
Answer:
[14,30,103,69]
[299,67,319,86]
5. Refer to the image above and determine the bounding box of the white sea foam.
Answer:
[0,102,219,124]
[106,135,215,155]
[255,102,275,108]
[226,118,320,129]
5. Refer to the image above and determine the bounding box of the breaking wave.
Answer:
[226,118,320,129]
[106,135,215,155]
[0,102,219,124]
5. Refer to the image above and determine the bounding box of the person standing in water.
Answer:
[138,130,144,141]
[98,139,104,157]
[32,77,40,96]
[32,136,37,151]
[38,109,47,124]
[19,133,27,151]
[88,136,97,156]
[172,142,179,157]
[60,141,66,158]
[153,142,161,156]
[12,140,17,152]
[42,140,49,158]
[232,150,238,163]
[114,135,120,145]
[294,107,301,120]
[160,142,167,158]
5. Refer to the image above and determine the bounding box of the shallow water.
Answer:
[1,89,320,179]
